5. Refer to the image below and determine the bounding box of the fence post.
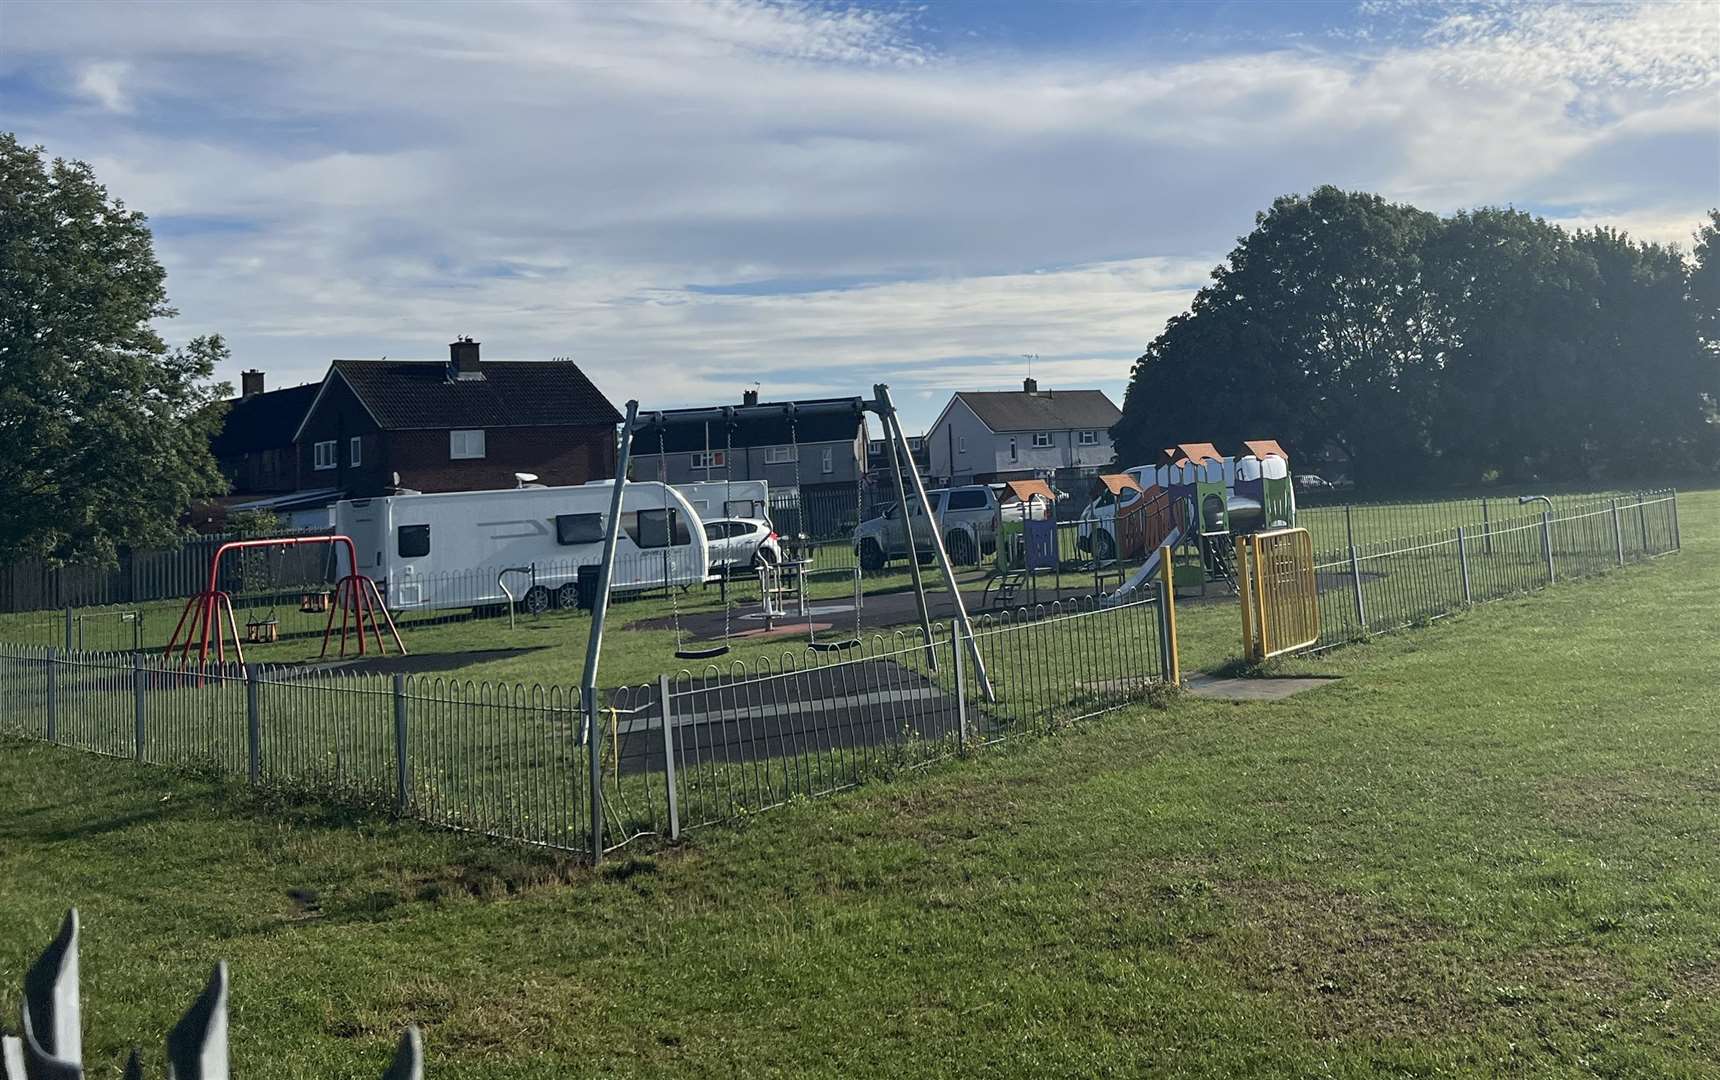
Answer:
[64,605,73,653]
[246,665,261,785]
[658,673,679,841]
[950,620,967,751]
[1348,545,1367,629]
[131,652,146,762]
[585,685,604,863]
[1481,497,1493,556]
[1540,511,1556,585]
[1344,505,1355,550]
[1611,499,1624,566]
[392,674,409,814]
[1158,544,1180,686]
[1457,527,1472,605]
[45,647,58,744]
[1670,489,1680,551]
[1636,492,1648,555]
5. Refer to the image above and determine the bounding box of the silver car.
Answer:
[852,485,999,570]
[704,518,782,573]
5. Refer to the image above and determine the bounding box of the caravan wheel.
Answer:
[553,582,580,609]
[522,585,551,615]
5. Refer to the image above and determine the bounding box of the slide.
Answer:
[1105,526,1182,605]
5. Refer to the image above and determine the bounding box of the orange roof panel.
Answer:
[1241,439,1287,460]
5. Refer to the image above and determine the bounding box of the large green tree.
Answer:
[0,134,229,566]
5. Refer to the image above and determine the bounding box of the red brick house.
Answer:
[291,339,622,497]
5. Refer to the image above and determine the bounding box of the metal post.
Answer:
[1344,504,1355,550]
[876,385,993,701]
[877,398,939,670]
[392,673,409,813]
[1670,489,1680,551]
[1611,499,1624,566]
[1457,526,1472,604]
[1541,510,1555,584]
[1481,497,1493,555]
[64,605,73,653]
[1159,544,1180,685]
[658,673,679,840]
[245,665,261,785]
[131,652,145,762]
[579,400,640,863]
[1348,544,1367,628]
[45,647,57,744]
[949,620,967,751]
[1636,491,1648,554]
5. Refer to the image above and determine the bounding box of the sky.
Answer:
[2,0,1717,433]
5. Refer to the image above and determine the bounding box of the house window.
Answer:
[396,524,430,559]
[691,450,725,470]
[1078,430,1099,446]
[556,513,605,545]
[765,446,798,464]
[1032,432,1053,449]
[957,436,967,455]
[349,436,363,466]
[313,440,337,470]
[1009,437,1017,462]
[821,447,833,474]
[450,429,486,460]
[907,437,924,451]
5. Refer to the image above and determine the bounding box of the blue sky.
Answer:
[2,0,1715,433]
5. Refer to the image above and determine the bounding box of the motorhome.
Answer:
[334,482,709,614]
[671,479,770,524]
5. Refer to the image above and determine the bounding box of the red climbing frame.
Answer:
[163,535,407,668]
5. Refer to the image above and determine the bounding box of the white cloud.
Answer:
[2,0,1715,431]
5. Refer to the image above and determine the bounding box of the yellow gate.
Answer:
[1237,528,1320,662]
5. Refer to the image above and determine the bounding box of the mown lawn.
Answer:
[0,491,1715,1078]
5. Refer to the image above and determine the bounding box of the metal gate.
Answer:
[1237,527,1319,662]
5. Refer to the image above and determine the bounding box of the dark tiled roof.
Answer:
[955,389,1121,433]
[635,399,867,453]
[331,359,622,430]
[212,382,320,457]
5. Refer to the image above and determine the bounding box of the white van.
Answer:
[672,479,770,524]
[334,482,710,613]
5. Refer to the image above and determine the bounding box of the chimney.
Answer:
[240,370,265,398]
[448,337,482,379]
[1023,377,1038,395]
[742,389,759,407]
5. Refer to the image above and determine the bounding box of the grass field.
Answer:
[1,489,1714,1077]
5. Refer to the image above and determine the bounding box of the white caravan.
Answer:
[334,482,710,613]
[670,480,770,524]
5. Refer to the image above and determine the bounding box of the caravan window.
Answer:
[556,513,605,545]
[397,525,430,558]
[623,508,692,549]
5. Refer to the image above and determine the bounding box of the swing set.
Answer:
[163,534,406,668]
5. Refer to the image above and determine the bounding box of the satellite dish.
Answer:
[515,472,539,488]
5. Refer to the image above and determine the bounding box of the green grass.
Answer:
[1,490,1715,1077]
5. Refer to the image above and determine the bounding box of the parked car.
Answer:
[852,485,1000,570]
[1295,474,1334,492]
[704,518,781,573]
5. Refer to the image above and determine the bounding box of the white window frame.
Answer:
[349,436,363,466]
[1009,437,1017,462]
[764,445,798,465]
[691,450,725,470]
[1032,432,1054,449]
[1078,430,1099,446]
[313,440,337,470]
[449,429,486,460]
[957,436,967,455]
[821,446,834,474]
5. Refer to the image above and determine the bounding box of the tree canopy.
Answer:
[1116,187,1720,487]
[0,133,229,567]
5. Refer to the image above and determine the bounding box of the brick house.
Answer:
[291,339,622,497]
[211,370,320,496]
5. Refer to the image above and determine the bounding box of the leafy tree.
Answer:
[0,134,229,566]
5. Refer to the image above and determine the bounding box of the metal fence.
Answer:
[1307,489,1679,650]
[0,590,1173,859]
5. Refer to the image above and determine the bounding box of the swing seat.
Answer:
[808,638,861,653]
[675,644,730,661]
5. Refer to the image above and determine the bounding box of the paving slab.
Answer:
[1184,674,1339,701]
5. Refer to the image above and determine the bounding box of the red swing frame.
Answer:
[163,534,406,668]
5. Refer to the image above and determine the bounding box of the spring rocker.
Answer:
[163,535,406,667]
